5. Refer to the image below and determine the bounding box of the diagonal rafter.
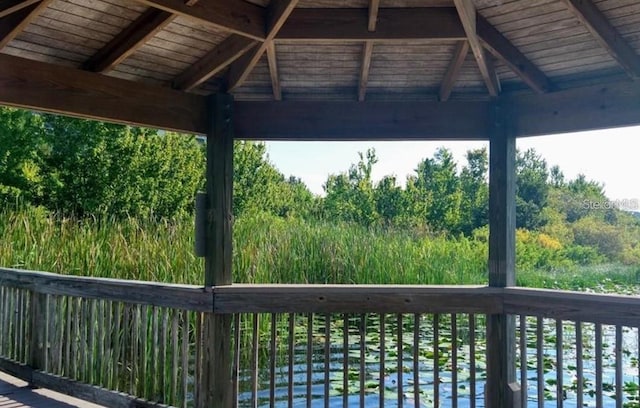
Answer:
[368,0,379,32]
[0,0,40,19]
[453,0,500,96]
[477,16,552,93]
[226,0,299,91]
[563,0,640,80]
[358,42,374,102]
[83,8,175,73]
[0,0,51,49]
[266,42,282,100]
[173,34,257,91]
[132,0,265,41]
[439,41,469,102]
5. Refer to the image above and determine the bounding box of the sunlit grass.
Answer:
[1,206,638,291]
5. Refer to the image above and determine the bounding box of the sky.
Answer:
[264,125,640,206]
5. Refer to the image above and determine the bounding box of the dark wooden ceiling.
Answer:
[0,0,639,139]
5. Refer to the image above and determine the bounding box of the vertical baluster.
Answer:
[64,296,72,378]
[595,323,603,408]
[343,313,349,408]
[638,327,640,408]
[97,299,105,385]
[114,302,122,392]
[191,310,201,408]
[12,289,17,360]
[537,316,544,408]
[104,300,113,387]
[575,321,583,408]
[252,314,260,408]
[615,325,623,408]
[161,308,169,401]
[170,309,179,405]
[308,313,313,407]
[0,287,5,356]
[151,306,159,399]
[519,315,527,408]
[556,320,563,408]
[360,314,366,408]
[324,313,331,408]
[140,304,148,399]
[231,313,240,408]
[81,298,89,382]
[131,304,139,395]
[413,314,420,408]
[451,313,458,408]
[72,297,80,380]
[469,314,476,408]
[270,313,277,408]
[434,314,440,408]
[397,313,403,408]
[289,313,295,408]
[89,299,97,384]
[379,313,386,408]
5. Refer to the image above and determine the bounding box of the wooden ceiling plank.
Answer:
[358,41,374,102]
[278,7,466,42]
[0,0,51,49]
[563,0,640,79]
[0,53,208,134]
[227,0,299,91]
[173,34,257,91]
[477,15,552,94]
[439,40,469,102]
[266,42,282,101]
[132,0,265,41]
[368,0,380,32]
[84,9,175,73]
[453,0,500,96]
[0,0,40,19]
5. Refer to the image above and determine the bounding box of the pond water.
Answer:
[235,315,640,407]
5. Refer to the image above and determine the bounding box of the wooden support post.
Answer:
[486,102,517,408]
[198,93,234,408]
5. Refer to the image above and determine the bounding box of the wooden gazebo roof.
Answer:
[1,0,639,139]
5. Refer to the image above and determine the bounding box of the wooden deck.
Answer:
[0,371,105,408]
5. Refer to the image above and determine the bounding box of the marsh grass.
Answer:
[2,206,639,291]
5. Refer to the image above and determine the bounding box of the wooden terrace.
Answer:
[1,0,640,407]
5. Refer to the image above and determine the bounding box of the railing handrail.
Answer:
[213,284,503,314]
[2,267,639,326]
[504,286,640,326]
[0,267,213,312]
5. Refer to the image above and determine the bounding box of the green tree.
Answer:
[0,108,46,205]
[323,149,379,226]
[409,147,462,233]
[459,148,489,235]
[516,148,549,230]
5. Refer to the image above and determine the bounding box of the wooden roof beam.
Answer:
[453,0,500,96]
[278,8,466,42]
[0,54,208,134]
[227,0,299,91]
[477,15,552,94]
[0,0,50,49]
[368,0,379,32]
[439,41,469,102]
[0,0,40,19]
[563,0,640,80]
[83,9,175,73]
[358,41,374,102]
[132,0,266,41]
[266,42,282,100]
[173,34,257,91]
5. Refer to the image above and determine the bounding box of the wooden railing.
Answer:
[1,268,639,407]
